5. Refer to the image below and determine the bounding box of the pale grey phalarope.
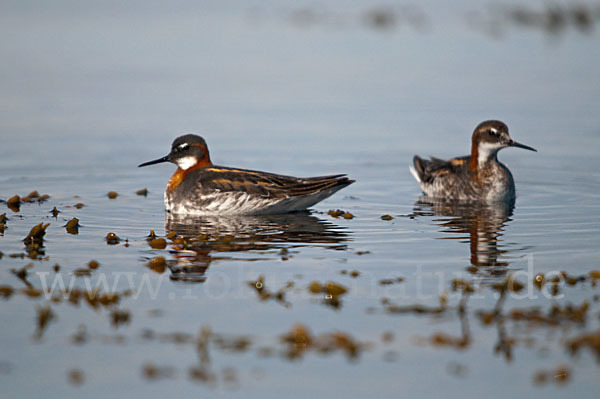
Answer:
[410,120,536,202]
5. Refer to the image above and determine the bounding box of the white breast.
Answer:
[165,186,344,215]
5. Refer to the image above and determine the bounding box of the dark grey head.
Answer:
[471,120,536,164]
[138,134,212,170]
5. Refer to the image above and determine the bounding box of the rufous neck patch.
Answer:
[166,158,212,193]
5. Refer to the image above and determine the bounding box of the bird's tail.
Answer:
[409,155,425,183]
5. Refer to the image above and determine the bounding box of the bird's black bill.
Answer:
[138,155,169,167]
[509,140,537,152]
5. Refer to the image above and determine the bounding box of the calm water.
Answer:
[1,1,600,398]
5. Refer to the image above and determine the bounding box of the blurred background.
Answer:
[1,1,600,398]
[2,0,599,175]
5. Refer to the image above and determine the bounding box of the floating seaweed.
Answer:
[212,334,252,353]
[50,206,60,218]
[10,263,35,288]
[340,269,360,278]
[383,300,446,315]
[0,213,6,233]
[142,362,175,380]
[72,268,93,277]
[105,232,121,245]
[7,192,51,211]
[65,217,80,234]
[35,304,56,339]
[566,329,600,360]
[0,285,15,299]
[6,195,21,212]
[54,287,132,310]
[24,222,50,244]
[328,209,354,219]
[148,238,167,249]
[280,323,365,360]
[379,277,404,285]
[247,275,292,307]
[146,256,167,274]
[532,364,571,386]
[429,332,470,350]
[110,309,131,328]
[307,281,348,309]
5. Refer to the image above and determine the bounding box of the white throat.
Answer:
[477,142,503,166]
[176,156,198,170]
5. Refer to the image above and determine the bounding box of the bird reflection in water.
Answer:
[412,198,517,277]
[164,212,350,282]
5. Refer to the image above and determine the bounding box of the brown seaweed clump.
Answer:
[328,209,354,219]
[566,330,600,360]
[142,363,174,380]
[280,324,313,359]
[146,256,167,274]
[72,268,93,277]
[429,332,470,350]
[24,223,50,245]
[35,304,56,339]
[308,281,347,296]
[73,260,100,277]
[247,275,292,307]
[57,287,132,310]
[5,192,49,211]
[340,269,360,278]
[0,213,7,233]
[532,364,571,386]
[21,191,50,202]
[308,281,348,309]
[280,324,364,360]
[7,195,21,211]
[149,238,167,249]
[379,277,404,285]
[65,218,80,234]
[0,285,15,299]
[110,309,131,328]
[105,232,121,245]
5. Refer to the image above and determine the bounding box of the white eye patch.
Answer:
[176,156,197,170]
[178,143,189,151]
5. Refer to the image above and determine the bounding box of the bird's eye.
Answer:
[177,143,189,152]
[488,129,497,136]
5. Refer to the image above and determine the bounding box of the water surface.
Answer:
[1,1,600,398]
